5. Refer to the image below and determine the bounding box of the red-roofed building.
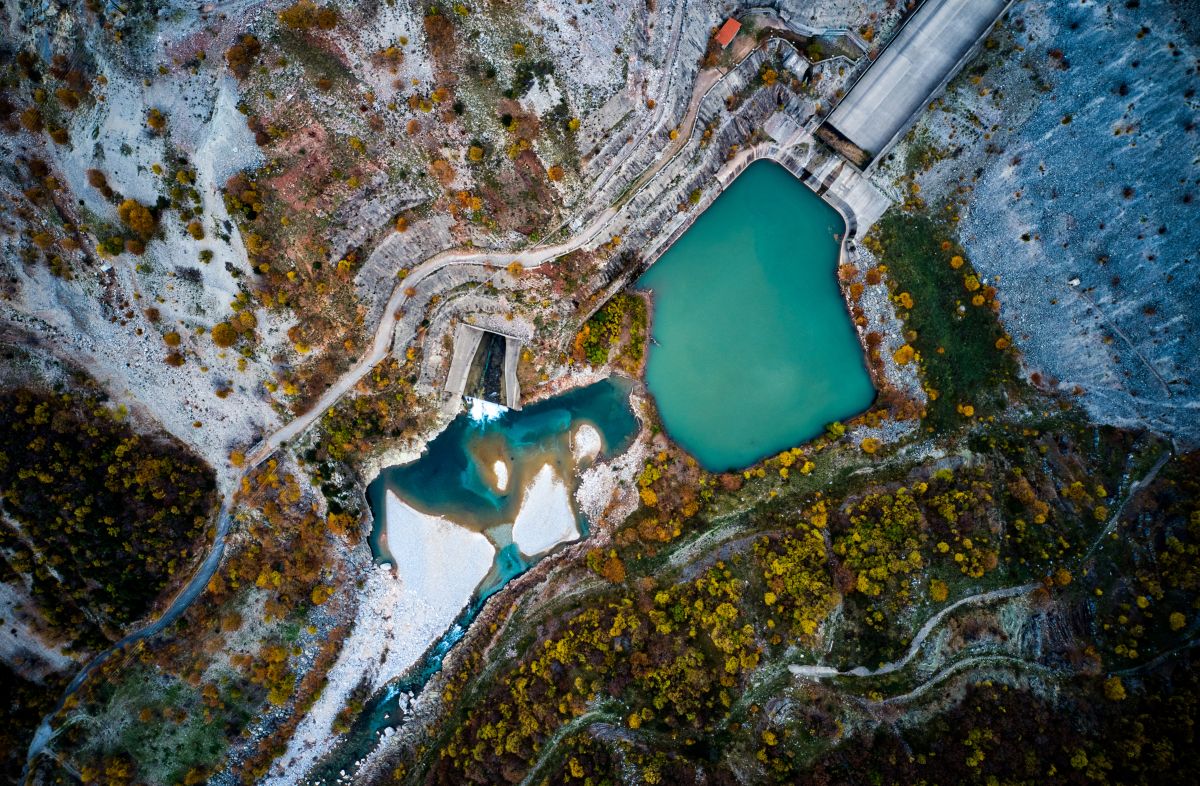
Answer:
[715,18,741,49]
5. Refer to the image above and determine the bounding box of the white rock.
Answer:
[387,492,495,604]
[263,494,494,786]
[492,459,510,493]
[571,423,602,464]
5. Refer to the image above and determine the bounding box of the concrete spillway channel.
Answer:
[444,323,523,409]
[821,0,1014,167]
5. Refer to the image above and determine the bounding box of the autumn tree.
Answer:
[19,106,43,133]
[424,10,456,51]
[146,107,166,133]
[86,168,114,199]
[587,549,626,583]
[117,199,156,238]
[279,0,338,30]
[55,86,81,110]
[892,344,915,365]
[226,34,261,78]
[430,158,456,186]
[211,322,238,348]
[376,45,404,72]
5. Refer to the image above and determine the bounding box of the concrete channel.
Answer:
[824,0,1013,164]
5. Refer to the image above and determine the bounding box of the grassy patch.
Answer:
[867,210,1019,432]
[70,665,250,785]
[274,28,356,89]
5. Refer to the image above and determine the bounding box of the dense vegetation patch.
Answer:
[0,663,66,781]
[796,665,1200,786]
[0,387,217,649]
[316,355,429,463]
[371,414,1186,785]
[573,293,647,371]
[37,453,353,786]
[865,211,1019,431]
[1087,451,1200,667]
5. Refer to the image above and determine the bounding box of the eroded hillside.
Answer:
[0,0,1197,785]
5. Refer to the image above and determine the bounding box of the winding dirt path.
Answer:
[788,583,1039,680]
[23,503,233,773]
[25,192,627,774]
[244,55,753,469]
[789,440,1174,686]
[21,6,1089,776]
[243,203,617,467]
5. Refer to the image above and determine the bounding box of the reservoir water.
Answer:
[367,376,638,551]
[637,160,875,471]
[310,379,638,783]
[312,161,870,778]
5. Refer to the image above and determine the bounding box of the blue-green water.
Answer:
[366,376,638,548]
[312,379,638,784]
[637,160,875,471]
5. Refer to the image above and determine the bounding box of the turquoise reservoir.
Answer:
[637,160,875,471]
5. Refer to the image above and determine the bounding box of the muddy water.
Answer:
[367,377,637,553]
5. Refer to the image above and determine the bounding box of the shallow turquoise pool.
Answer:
[637,160,875,471]
[366,376,638,546]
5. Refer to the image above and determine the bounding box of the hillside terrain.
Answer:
[0,1,1197,785]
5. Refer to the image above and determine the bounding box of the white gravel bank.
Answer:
[492,459,510,493]
[571,423,602,464]
[511,464,579,557]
